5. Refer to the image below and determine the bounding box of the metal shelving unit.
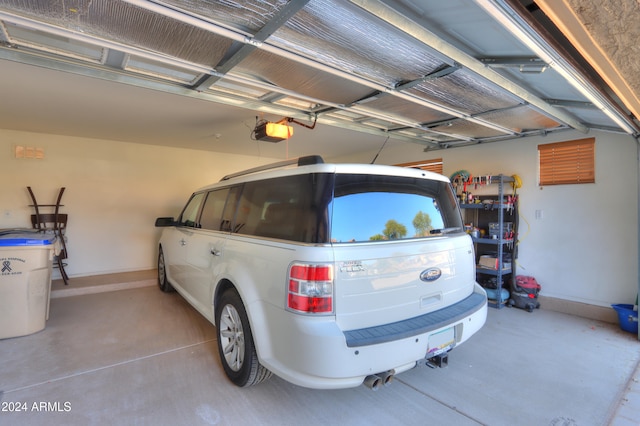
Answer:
[460,175,516,309]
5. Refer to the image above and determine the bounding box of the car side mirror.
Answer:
[155,217,176,227]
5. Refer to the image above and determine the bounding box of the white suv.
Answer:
[155,156,487,390]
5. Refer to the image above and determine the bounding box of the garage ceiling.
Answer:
[0,0,638,157]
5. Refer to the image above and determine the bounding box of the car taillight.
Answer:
[287,263,333,314]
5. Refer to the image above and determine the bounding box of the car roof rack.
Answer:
[220,155,325,181]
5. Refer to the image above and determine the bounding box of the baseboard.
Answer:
[50,269,156,298]
[538,295,618,324]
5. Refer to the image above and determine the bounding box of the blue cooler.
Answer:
[0,231,56,339]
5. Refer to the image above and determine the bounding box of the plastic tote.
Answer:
[0,231,56,339]
[611,304,639,334]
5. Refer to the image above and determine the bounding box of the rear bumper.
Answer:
[344,289,487,347]
[257,284,488,389]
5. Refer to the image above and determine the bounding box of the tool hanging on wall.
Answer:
[449,170,470,196]
[511,174,522,195]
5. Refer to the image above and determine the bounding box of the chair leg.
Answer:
[55,226,69,285]
[27,186,41,230]
[57,256,69,285]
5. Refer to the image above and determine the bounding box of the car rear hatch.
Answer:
[332,235,476,332]
[328,170,477,334]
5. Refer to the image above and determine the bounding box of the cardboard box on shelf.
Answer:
[478,255,511,270]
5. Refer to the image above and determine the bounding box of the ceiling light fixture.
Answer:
[253,120,294,142]
[252,115,317,143]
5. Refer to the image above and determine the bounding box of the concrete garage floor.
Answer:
[1,272,639,426]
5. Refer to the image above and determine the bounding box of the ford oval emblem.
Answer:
[420,268,442,282]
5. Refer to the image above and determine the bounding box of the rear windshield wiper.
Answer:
[430,227,462,235]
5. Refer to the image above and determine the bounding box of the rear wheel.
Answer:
[215,289,272,387]
[157,247,174,292]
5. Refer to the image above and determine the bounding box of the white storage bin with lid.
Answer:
[0,231,56,339]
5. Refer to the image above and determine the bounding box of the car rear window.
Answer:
[330,174,462,243]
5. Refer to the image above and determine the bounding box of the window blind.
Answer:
[395,158,443,175]
[538,138,595,185]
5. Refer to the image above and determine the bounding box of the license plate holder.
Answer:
[427,327,455,357]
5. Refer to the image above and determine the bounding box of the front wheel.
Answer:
[215,289,272,387]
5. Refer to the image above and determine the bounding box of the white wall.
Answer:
[0,129,277,277]
[357,129,638,308]
[1,128,637,308]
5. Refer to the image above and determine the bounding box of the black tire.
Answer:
[215,289,272,387]
[157,247,174,293]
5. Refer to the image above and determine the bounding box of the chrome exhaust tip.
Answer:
[378,369,395,386]
[363,374,382,391]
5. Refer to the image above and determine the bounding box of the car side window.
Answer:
[233,174,332,243]
[200,188,230,231]
[178,192,205,227]
[221,186,241,232]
